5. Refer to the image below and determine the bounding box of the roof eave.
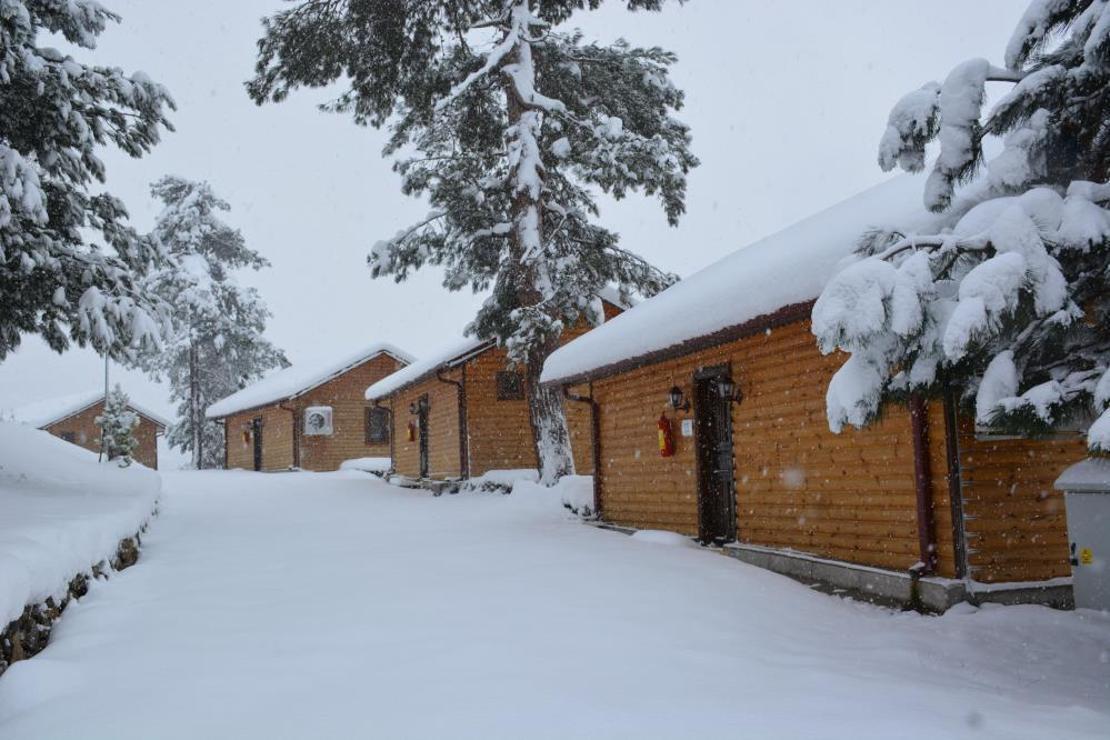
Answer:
[366,340,496,402]
[543,300,816,388]
[208,348,411,419]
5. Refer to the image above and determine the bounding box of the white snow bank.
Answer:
[474,469,539,487]
[365,337,490,400]
[630,529,697,547]
[459,468,540,493]
[13,389,169,429]
[0,422,160,627]
[208,342,414,418]
[541,173,945,384]
[338,457,391,474]
[552,474,594,515]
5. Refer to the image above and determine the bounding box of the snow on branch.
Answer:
[815,181,1110,451]
[1004,0,1078,70]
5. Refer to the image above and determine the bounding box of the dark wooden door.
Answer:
[417,395,430,478]
[694,366,736,544]
[252,417,263,472]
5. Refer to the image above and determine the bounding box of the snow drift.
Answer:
[0,422,160,627]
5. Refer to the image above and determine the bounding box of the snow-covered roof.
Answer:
[13,390,170,429]
[365,289,633,401]
[541,173,947,385]
[365,338,491,401]
[207,342,414,418]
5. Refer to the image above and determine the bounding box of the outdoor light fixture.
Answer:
[717,378,743,404]
[668,385,690,412]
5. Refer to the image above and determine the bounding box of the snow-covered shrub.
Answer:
[96,386,140,467]
[459,469,540,495]
[556,475,597,519]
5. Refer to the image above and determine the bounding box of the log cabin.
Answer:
[540,174,1086,611]
[207,343,413,472]
[365,294,629,482]
[15,390,168,469]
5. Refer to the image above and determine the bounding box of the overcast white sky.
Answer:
[0,0,1025,447]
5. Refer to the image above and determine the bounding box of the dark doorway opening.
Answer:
[694,365,736,545]
[417,395,430,478]
[252,417,263,472]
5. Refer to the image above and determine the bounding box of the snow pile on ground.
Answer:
[459,468,539,493]
[533,474,594,516]
[338,457,391,475]
[0,470,1105,739]
[207,342,413,418]
[0,422,160,628]
[541,172,946,384]
[631,529,697,547]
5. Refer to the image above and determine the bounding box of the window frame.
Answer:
[496,371,525,401]
[366,405,391,445]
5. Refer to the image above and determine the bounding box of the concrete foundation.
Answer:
[720,543,1073,612]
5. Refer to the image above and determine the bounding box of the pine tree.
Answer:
[812,0,1110,454]
[96,384,139,467]
[143,176,288,469]
[248,0,694,483]
[0,1,175,362]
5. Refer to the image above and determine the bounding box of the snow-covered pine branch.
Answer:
[0,1,175,363]
[815,0,1110,455]
[249,0,694,482]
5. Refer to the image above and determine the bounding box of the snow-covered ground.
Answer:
[0,470,1107,739]
[0,422,160,629]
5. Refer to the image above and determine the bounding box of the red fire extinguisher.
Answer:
[658,414,675,458]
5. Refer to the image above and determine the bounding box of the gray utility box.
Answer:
[1055,458,1110,611]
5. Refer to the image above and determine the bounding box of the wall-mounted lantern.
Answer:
[717,378,744,404]
[668,385,690,412]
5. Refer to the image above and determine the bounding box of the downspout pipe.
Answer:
[909,393,938,576]
[563,385,601,518]
[942,384,969,579]
[436,368,469,479]
[278,401,300,470]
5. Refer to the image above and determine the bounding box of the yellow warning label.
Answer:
[1079,547,1094,566]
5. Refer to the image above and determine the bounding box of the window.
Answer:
[60,431,76,443]
[366,406,390,445]
[496,371,524,401]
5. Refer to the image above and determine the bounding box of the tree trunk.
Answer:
[189,339,202,470]
[502,2,575,485]
[524,340,575,484]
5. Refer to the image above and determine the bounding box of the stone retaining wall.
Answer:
[0,528,146,678]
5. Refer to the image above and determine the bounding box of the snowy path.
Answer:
[0,471,1107,739]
